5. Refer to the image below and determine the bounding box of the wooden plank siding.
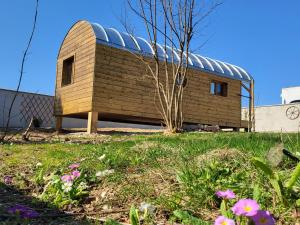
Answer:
[54,21,96,116]
[93,44,242,128]
[55,21,242,128]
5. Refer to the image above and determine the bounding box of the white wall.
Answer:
[242,103,300,132]
[281,86,300,104]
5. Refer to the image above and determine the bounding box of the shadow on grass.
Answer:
[0,127,163,145]
[0,182,95,225]
[61,128,162,136]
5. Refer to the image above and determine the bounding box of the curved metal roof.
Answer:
[90,22,252,82]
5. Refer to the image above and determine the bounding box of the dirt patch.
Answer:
[130,141,159,151]
[79,168,177,224]
[196,148,249,165]
[0,127,163,144]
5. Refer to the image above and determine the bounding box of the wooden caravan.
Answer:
[55,20,254,133]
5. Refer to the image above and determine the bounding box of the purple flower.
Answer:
[61,175,73,183]
[251,210,275,225]
[232,199,259,217]
[3,175,13,185]
[216,190,236,199]
[214,216,235,225]
[71,170,81,178]
[69,163,80,170]
[7,204,39,219]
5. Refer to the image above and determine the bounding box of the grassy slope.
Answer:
[0,132,299,224]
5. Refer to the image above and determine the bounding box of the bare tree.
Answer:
[125,0,220,133]
[0,0,39,142]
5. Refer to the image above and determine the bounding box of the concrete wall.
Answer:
[0,89,54,128]
[0,88,161,130]
[242,103,300,132]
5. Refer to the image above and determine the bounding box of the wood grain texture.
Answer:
[93,44,242,128]
[87,111,98,134]
[54,21,96,116]
[55,21,243,128]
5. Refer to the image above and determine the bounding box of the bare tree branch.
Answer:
[0,0,39,142]
[124,0,220,133]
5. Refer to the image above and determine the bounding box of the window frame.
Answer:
[210,80,228,97]
[61,54,75,87]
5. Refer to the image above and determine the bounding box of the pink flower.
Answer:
[69,163,80,170]
[72,170,81,178]
[232,199,259,217]
[61,175,73,183]
[214,216,235,225]
[4,175,13,185]
[216,190,236,199]
[251,210,275,225]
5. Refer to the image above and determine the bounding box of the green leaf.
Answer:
[270,178,283,202]
[75,190,89,197]
[173,210,209,225]
[220,200,228,217]
[129,206,139,225]
[34,168,45,185]
[252,157,283,202]
[286,163,300,189]
[252,157,275,178]
[252,184,261,201]
[104,218,122,225]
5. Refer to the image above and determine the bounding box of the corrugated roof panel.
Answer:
[205,57,224,74]
[175,50,193,65]
[104,28,125,47]
[234,65,252,81]
[165,46,180,62]
[89,21,252,82]
[225,63,243,79]
[119,32,140,51]
[183,52,193,66]
[189,53,204,68]
[195,55,214,71]
[155,43,168,59]
[91,23,108,42]
[216,60,234,76]
[135,37,154,55]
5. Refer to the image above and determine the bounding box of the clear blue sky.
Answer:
[0,0,299,106]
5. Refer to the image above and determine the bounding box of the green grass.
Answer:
[1,132,300,224]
